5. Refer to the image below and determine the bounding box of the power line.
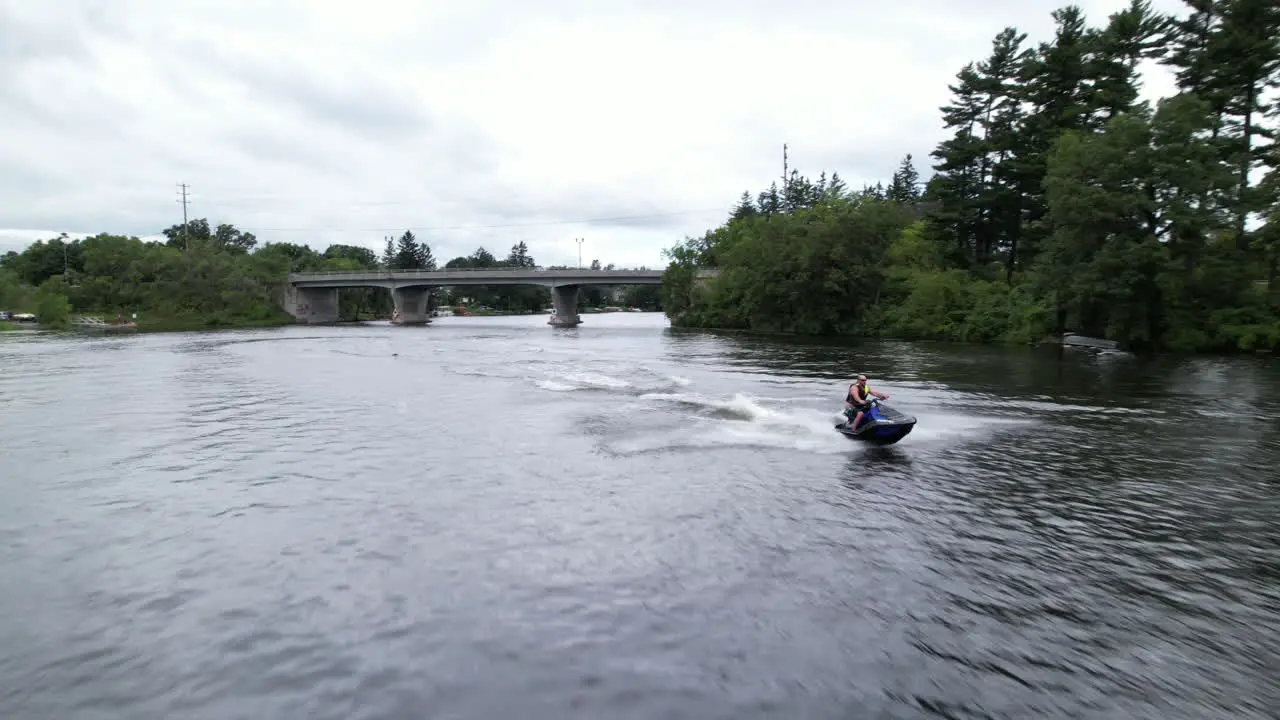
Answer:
[235,208,726,233]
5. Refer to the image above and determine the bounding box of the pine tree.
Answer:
[756,182,782,216]
[1087,0,1171,123]
[1162,0,1221,97]
[730,191,757,221]
[781,170,820,211]
[928,91,984,265]
[1009,7,1095,274]
[927,26,1029,270]
[469,246,496,267]
[418,238,436,270]
[1161,0,1229,143]
[506,241,535,268]
[1149,93,1238,278]
[1258,158,1279,292]
[1259,101,1280,294]
[382,237,395,268]
[392,230,427,269]
[1211,0,1280,238]
[814,171,829,200]
[825,171,849,200]
[887,154,921,203]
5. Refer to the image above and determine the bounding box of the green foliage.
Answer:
[1,221,655,328]
[665,190,915,334]
[388,230,435,270]
[887,154,922,204]
[433,247,660,313]
[0,266,34,311]
[162,219,257,254]
[0,220,393,330]
[325,244,378,266]
[440,244,545,312]
[620,284,662,310]
[35,277,72,329]
[663,0,1280,353]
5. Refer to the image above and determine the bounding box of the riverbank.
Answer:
[665,317,1275,358]
[3,309,627,334]
[132,311,297,333]
[43,310,298,334]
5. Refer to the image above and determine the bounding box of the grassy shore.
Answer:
[133,312,297,333]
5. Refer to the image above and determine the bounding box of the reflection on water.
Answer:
[1,314,1277,719]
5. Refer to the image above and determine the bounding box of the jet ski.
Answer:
[834,398,916,445]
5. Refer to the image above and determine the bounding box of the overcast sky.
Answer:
[1,0,1182,268]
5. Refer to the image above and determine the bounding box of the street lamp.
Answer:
[575,237,584,268]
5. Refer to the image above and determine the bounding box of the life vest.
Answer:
[847,383,871,405]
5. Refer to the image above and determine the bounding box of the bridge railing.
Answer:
[287,269,669,282]
[288,267,662,276]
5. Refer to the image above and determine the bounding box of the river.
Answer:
[1,313,1277,719]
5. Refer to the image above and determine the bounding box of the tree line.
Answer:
[0,222,660,330]
[663,0,1280,352]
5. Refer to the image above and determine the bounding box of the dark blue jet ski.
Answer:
[834,398,916,445]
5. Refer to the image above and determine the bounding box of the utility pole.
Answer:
[576,237,584,268]
[177,183,190,249]
[782,143,789,190]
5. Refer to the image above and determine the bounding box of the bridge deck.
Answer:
[288,268,666,288]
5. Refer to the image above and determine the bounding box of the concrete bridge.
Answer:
[284,267,676,327]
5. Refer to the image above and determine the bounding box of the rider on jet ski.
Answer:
[844,375,889,431]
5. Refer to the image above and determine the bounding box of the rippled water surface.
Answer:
[2,313,1278,719]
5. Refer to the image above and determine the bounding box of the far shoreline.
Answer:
[662,321,1275,359]
[8,312,1274,359]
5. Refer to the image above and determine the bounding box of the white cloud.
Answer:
[0,0,1184,266]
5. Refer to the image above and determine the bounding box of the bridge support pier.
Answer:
[548,285,581,327]
[287,286,340,324]
[391,287,431,325]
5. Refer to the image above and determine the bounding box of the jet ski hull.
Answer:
[835,402,916,445]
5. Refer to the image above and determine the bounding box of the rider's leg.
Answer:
[852,409,865,430]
